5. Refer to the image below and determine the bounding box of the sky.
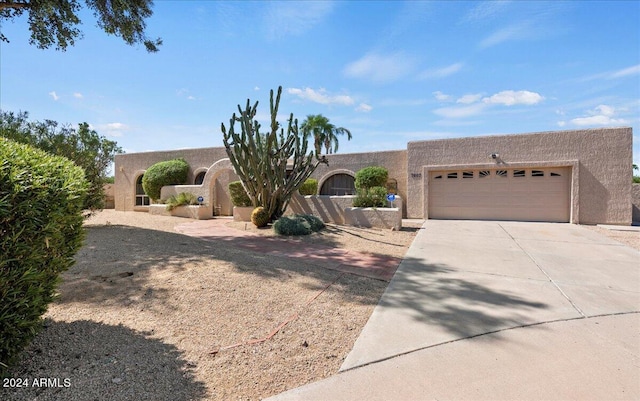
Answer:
[1,1,639,169]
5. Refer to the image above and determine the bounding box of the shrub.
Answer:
[0,138,88,376]
[251,206,270,228]
[229,181,252,207]
[298,178,318,196]
[355,166,388,190]
[353,186,388,208]
[141,158,189,201]
[165,192,198,211]
[273,214,325,236]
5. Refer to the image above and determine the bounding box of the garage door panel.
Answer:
[429,167,570,222]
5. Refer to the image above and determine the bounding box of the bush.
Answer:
[355,166,388,190]
[251,206,270,228]
[273,214,325,236]
[0,138,88,376]
[165,192,198,211]
[298,178,318,196]
[229,181,252,207]
[141,158,189,201]
[353,186,388,208]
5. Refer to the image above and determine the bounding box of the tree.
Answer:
[300,114,352,156]
[0,110,123,212]
[0,0,161,52]
[221,86,327,222]
[634,163,640,184]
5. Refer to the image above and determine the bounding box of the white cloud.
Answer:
[479,21,535,49]
[97,122,130,137]
[457,93,483,104]
[187,96,196,100]
[608,64,640,79]
[356,103,372,113]
[254,86,260,91]
[265,1,333,40]
[287,87,354,106]
[433,91,453,102]
[462,0,511,22]
[343,52,417,83]
[433,103,487,119]
[482,90,544,106]
[418,62,463,79]
[569,105,629,126]
[48,91,59,101]
[73,92,83,99]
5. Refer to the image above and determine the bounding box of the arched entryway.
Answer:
[319,172,356,195]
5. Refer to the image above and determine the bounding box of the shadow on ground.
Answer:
[2,319,207,401]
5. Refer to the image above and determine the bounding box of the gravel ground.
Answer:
[583,225,640,251]
[2,211,418,401]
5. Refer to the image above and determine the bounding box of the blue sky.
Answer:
[1,1,639,168]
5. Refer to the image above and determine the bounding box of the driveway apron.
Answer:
[266,220,640,401]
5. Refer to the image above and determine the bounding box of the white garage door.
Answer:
[428,167,571,222]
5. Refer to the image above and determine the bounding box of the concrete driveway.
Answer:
[266,220,640,400]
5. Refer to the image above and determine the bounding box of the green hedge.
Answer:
[298,178,318,196]
[142,158,189,201]
[353,186,388,208]
[0,138,88,376]
[229,181,252,207]
[355,166,388,190]
[273,214,325,236]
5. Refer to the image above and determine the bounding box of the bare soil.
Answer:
[3,211,418,401]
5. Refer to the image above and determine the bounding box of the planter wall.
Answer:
[287,193,403,229]
[149,204,211,219]
[344,207,402,230]
[233,206,254,222]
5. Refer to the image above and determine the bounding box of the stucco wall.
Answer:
[632,184,640,223]
[309,150,407,217]
[114,147,229,211]
[406,128,632,224]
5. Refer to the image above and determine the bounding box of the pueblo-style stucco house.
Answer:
[114,127,634,225]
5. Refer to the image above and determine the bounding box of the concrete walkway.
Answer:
[266,220,640,400]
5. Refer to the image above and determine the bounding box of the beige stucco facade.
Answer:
[114,127,634,225]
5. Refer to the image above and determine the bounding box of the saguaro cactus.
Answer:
[221,86,327,222]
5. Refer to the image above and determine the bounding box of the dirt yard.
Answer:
[3,211,418,401]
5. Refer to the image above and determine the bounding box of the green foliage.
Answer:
[0,0,161,52]
[141,158,189,202]
[221,86,327,223]
[300,114,352,155]
[355,166,389,190]
[353,186,388,208]
[298,178,318,196]
[0,137,88,376]
[102,176,115,184]
[0,111,123,212]
[273,214,325,236]
[165,192,198,211]
[228,181,252,207]
[251,206,270,228]
[633,176,640,184]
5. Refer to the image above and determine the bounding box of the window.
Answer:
[194,171,206,185]
[320,173,356,195]
[434,175,443,179]
[514,170,525,177]
[462,171,474,179]
[550,172,561,177]
[135,175,150,206]
[531,170,544,177]
[479,170,490,178]
[447,172,458,179]
[496,170,507,177]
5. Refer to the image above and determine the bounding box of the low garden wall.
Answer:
[149,204,211,219]
[287,193,402,229]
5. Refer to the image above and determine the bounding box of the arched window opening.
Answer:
[135,175,150,206]
[320,174,355,195]
[194,171,206,185]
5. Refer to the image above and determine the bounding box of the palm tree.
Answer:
[300,114,352,156]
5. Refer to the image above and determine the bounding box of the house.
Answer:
[114,127,634,225]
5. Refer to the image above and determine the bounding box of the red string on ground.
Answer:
[210,272,346,355]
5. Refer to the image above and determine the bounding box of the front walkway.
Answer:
[174,219,401,282]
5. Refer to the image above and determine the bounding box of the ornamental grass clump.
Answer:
[165,192,198,211]
[0,138,88,376]
[273,214,325,236]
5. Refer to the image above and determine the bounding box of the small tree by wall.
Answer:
[353,166,389,208]
[141,158,189,202]
[221,86,327,222]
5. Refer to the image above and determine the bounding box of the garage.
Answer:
[428,167,571,222]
